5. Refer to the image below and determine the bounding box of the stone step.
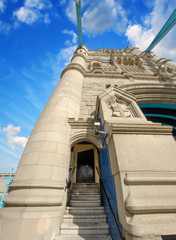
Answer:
[60,223,109,235]
[71,193,100,199]
[73,183,99,187]
[71,191,99,195]
[72,188,99,192]
[66,207,105,214]
[59,183,111,239]
[70,199,101,203]
[70,195,101,201]
[63,213,107,223]
[70,200,101,207]
[72,186,99,190]
[55,234,112,240]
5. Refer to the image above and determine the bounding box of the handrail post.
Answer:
[66,166,76,190]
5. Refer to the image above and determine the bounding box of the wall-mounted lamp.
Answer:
[94,121,110,148]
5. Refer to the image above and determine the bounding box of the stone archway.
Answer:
[70,143,99,186]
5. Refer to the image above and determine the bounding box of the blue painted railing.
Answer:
[139,103,176,140]
[0,169,14,208]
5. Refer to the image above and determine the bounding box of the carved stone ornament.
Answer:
[74,47,87,57]
[108,96,132,118]
[95,86,147,123]
[158,63,176,81]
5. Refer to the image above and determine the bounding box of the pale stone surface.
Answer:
[1,45,176,240]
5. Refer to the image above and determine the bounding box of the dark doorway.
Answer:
[162,236,176,240]
[76,149,94,183]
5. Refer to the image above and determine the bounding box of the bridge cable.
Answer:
[74,0,83,48]
[145,9,176,52]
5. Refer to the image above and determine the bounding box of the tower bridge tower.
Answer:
[0,45,176,240]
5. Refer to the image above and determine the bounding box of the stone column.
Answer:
[0,45,88,240]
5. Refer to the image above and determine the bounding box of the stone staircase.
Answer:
[55,183,112,240]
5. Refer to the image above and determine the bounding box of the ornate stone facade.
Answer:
[0,45,176,240]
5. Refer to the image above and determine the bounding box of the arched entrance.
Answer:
[70,142,99,185]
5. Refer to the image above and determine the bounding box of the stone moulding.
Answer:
[68,118,101,149]
[105,122,173,135]
[125,192,176,214]
[125,173,176,185]
[125,202,176,214]
[120,83,176,104]
[85,72,125,79]
[9,180,65,189]
[61,62,86,78]
[3,198,62,207]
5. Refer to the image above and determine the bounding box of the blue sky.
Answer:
[0,0,176,173]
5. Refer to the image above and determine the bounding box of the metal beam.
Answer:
[145,9,176,52]
[75,0,83,48]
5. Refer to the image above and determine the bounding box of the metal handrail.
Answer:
[66,166,76,189]
[0,169,14,208]
[96,167,124,240]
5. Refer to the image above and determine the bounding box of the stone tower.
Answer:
[0,45,176,240]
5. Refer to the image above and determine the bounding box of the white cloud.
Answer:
[62,29,78,45]
[14,7,39,24]
[125,24,154,50]
[25,0,52,10]
[49,44,77,86]
[0,20,11,34]
[125,0,176,61]
[43,13,50,24]
[66,0,128,35]
[13,0,52,25]
[51,45,77,86]
[0,0,6,13]
[66,0,76,24]
[3,124,28,150]
[59,0,66,6]
[51,29,78,85]
[60,29,78,65]
[142,0,154,9]
[59,45,77,66]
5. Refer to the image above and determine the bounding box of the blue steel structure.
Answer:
[75,0,83,48]
[99,111,123,240]
[139,104,176,140]
[145,9,176,52]
[0,169,14,208]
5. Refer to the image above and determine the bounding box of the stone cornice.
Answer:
[61,62,86,78]
[105,121,173,135]
[9,180,65,189]
[4,197,62,207]
[68,118,101,149]
[119,83,176,104]
[71,52,87,62]
[84,72,157,80]
[125,172,176,185]
[68,118,94,128]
